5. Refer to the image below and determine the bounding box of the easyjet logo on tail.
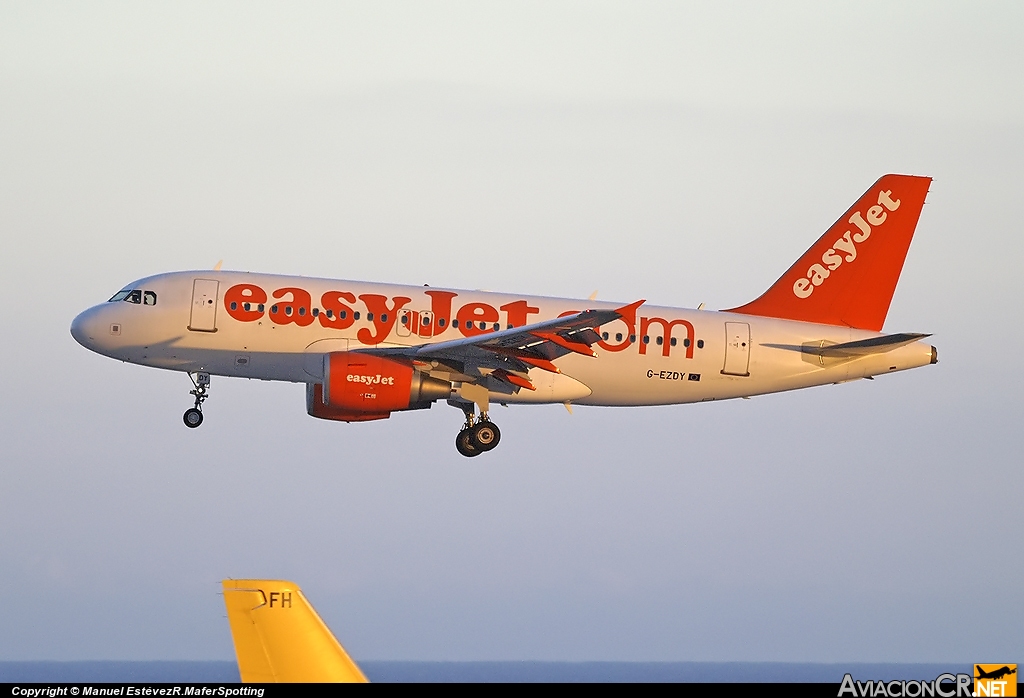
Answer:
[793,189,901,299]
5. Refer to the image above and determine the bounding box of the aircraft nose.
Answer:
[71,306,103,350]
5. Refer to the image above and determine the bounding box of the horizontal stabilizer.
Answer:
[814,332,930,357]
[763,332,930,359]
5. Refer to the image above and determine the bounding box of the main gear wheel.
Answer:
[470,421,500,451]
[456,428,481,457]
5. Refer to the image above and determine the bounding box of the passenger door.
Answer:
[189,279,219,332]
[722,322,750,376]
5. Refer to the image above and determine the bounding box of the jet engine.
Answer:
[306,352,452,422]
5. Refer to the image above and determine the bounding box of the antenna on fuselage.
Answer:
[213,260,223,271]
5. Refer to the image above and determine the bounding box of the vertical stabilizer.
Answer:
[222,579,368,683]
[725,174,931,331]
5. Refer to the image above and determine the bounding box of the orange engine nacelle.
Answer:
[306,383,392,423]
[306,352,452,423]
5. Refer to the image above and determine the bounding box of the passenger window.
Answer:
[642,335,649,344]
[602,332,609,340]
[285,306,293,316]
[258,304,265,312]
[312,308,319,317]
[143,291,157,306]
[230,301,238,311]
[127,290,142,304]
[452,319,460,328]
[271,305,278,313]
[381,313,388,323]
[670,337,677,347]
[298,307,306,316]
[354,311,360,320]
[697,339,704,349]
[656,336,663,346]
[683,338,690,347]
[438,318,446,327]
[629,334,636,343]
[616,333,623,342]
[367,313,373,322]
[326,310,334,318]
[493,323,499,331]
[243,302,251,311]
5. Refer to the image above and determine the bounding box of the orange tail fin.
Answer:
[725,174,932,331]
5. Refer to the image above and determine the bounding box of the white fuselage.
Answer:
[71,270,935,407]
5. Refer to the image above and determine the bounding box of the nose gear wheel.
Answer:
[183,408,204,428]
[183,372,211,429]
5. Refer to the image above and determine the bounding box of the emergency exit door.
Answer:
[722,322,750,376]
[188,279,219,332]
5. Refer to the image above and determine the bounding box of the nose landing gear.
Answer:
[453,408,501,457]
[183,372,211,429]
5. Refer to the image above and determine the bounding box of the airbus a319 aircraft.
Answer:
[71,174,937,456]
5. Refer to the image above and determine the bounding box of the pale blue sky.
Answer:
[0,1,1021,661]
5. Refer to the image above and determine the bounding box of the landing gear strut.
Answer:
[183,372,210,429]
[453,405,501,457]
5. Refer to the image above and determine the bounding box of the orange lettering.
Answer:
[270,287,315,326]
[596,299,643,353]
[320,291,357,330]
[357,294,412,344]
[424,290,458,337]
[224,284,266,322]
[500,300,540,328]
[638,316,694,358]
[456,302,499,337]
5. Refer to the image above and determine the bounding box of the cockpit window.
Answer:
[108,288,157,305]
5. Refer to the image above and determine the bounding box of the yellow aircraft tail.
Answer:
[222,579,368,683]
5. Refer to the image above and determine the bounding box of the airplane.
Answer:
[222,579,368,682]
[71,174,937,457]
[976,666,1017,681]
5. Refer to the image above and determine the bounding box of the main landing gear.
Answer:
[183,372,210,429]
[454,410,501,458]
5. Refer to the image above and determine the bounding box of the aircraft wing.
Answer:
[361,300,643,393]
